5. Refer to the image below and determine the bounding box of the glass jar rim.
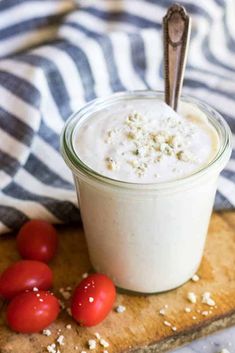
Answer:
[61,90,232,191]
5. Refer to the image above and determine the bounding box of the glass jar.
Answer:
[61,91,232,293]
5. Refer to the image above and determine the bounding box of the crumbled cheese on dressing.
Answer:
[103,110,198,179]
[106,157,119,171]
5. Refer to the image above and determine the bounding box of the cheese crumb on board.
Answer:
[100,339,109,348]
[67,307,72,316]
[159,308,166,316]
[187,292,197,304]
[43,329,52,336]
[59,287,71,300]
[115,305,126,313]
[47,343,57,353]
[58,299,65,309]
[191,274,200,282]
[202,292,216,306]
[66,324,72,329]
[184,307,192,313]
[82,272,89,278]
[94,332,101,339]
[202,310,209,316]
[43,329,64,353]
[57,335,65,346]
[88,339,96,350]
[163,320,172,327]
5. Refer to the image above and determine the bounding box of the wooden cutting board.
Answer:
[0,212,235,353]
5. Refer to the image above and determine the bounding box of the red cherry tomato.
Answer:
[71,273,116,327]
[17,220,58,262]
[0,260,53,300]
[7,290,60,333]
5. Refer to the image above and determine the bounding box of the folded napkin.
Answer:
[0,0,234,234]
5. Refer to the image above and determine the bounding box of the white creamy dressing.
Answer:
[73,100,219,183]
[70,98,222,293]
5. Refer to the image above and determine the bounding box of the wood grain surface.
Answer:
[0,212,235,353]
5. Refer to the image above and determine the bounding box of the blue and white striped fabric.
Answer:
[0,0,235,234]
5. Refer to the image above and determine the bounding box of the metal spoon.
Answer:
[163,4,191,111]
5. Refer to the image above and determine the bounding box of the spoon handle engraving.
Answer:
[163,4,191,111]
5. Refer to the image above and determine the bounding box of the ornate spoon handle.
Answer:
[163,4,191,111]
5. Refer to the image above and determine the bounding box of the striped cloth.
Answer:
[0,0,234,234]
